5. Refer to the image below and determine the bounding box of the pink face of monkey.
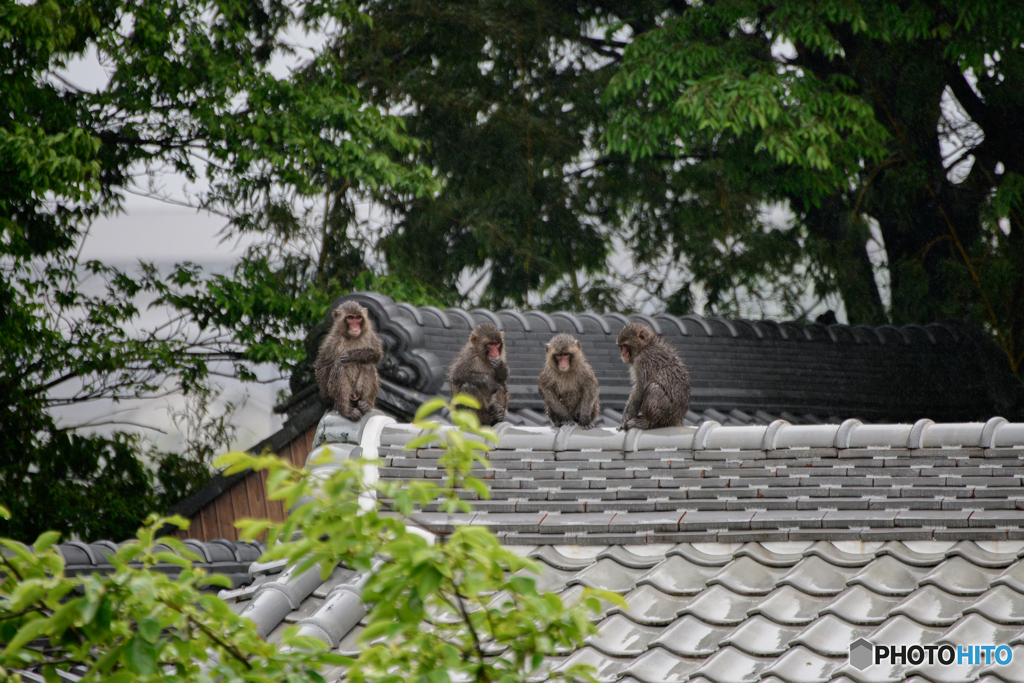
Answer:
[556,353,571,371]
[486,342,502,359]
[346,314,363,337]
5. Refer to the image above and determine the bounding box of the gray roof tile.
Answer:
[890,585,975,626]
[619,646,705,683]
[788,614,874,657]
[846,556,930,596]
[587,615,662,657]
[649,615,734,657]
[717,614,801,656]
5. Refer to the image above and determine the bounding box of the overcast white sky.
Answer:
[53,45,311,454]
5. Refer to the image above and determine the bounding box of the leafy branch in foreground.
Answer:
[230,395,622,683]
[0,509,344,683]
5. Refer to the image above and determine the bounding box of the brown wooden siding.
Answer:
[176,424,317,542]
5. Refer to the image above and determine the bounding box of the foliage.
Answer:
[0,0,435,540]
[0,508,346,683]
[604,0,1024,367]
[227,397,619,682]
[0,401,612,683]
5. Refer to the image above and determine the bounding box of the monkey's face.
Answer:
[345,314,364,337]
[616,325,649,364]
[555,353,572,371]
[485,341,502,359]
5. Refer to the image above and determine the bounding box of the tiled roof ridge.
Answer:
[343,291,971,345]
[334,293,1024,423]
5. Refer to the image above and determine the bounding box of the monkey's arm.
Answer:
[578,383,600,426]
[539,383,573,423]
[619,389,644,430]
[490,357,509,383]
[337,347,384,364]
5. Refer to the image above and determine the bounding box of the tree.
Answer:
[0,0,434,541]
[0,401,612,683]
[605,0,1024,367]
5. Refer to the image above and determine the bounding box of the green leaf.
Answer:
[137,616,161,644]
[126,637,157,675]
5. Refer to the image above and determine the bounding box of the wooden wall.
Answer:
[176,424,318,542]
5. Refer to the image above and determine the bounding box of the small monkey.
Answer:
[315,300,384,421]
[448,323,510,426]
[616,322,690,430]
[537,333,600,429]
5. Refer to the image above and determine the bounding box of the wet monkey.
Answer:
[537,333,600,429]
[448,323,510,426]
[315,300,384,421]
[616,322,691,430]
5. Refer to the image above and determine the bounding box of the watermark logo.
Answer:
[849,640,1013,670]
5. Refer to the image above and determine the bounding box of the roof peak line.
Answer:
[341,292,967,346]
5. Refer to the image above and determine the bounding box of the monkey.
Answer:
[315,300,384,422]
[616,322,691,431]
[448,323,510,426]
[537,333,600,429]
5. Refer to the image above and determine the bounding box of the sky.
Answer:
[48,29,332,455]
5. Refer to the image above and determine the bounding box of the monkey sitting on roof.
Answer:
[315,300,384,422]
[448,323,510,426]
[538,333,600,429]
[616,322,690,430]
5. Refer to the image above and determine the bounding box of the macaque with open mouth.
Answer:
[448,323,510,426]
[616,322,690,430]
[315,300,384,421]
[538,333,600,428]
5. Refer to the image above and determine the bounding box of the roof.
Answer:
[52,538,263,588]
[223,536,1024,683]
[103,408,1024,682]
[287,292,1024,426]
[170,292,1024,533]
[220,409,1024,683]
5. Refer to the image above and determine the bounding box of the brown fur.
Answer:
[538,333,600,428]
[448,323,510,426]
[315,300,384,421]
[616,322,690,430]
